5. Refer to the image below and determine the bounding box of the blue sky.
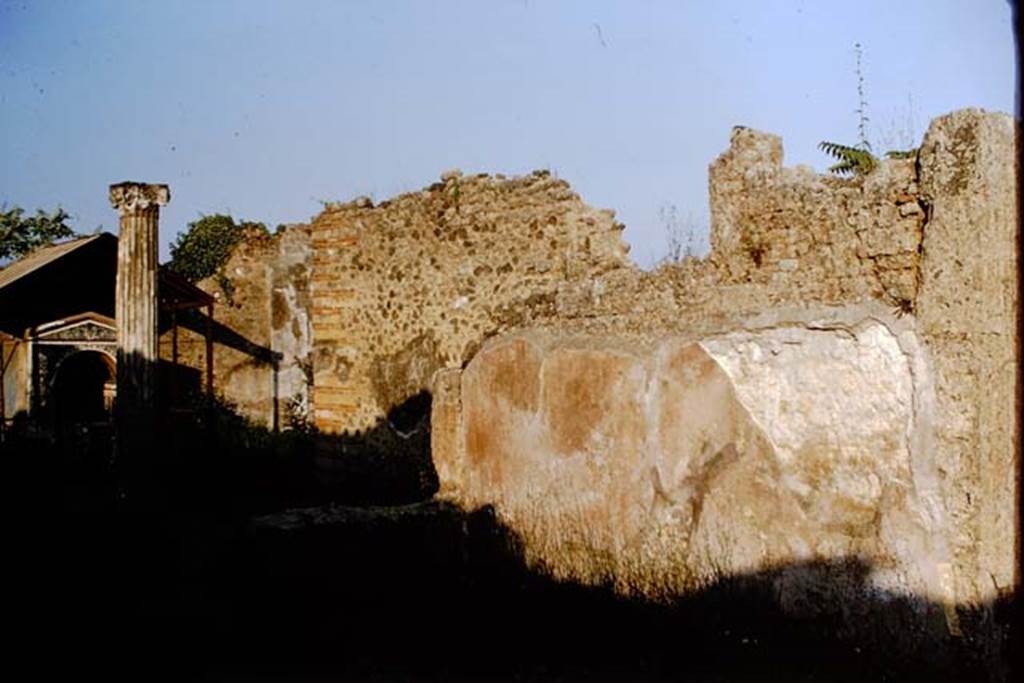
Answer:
[0,1,1016,266]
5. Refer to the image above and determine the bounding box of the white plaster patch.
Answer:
[701,322,914,512]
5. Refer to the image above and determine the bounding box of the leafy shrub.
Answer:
[168,214,268,287]
[818,141,878,176]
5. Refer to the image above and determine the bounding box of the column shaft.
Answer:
[115,205,160,411]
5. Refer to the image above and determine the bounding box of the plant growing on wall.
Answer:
[656,203,703,265]
[168,213,268,297]
[818,141,919,176]
[818,141,878,176]
[819,43,918,176]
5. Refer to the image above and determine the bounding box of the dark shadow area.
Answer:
[165,306,281,367]
[229,504,1016,683]
[158,357,202,410]
[53,350,113,427]
[158,387,437,511]
[1,357,1017,681]
[307,389,438,506]
[50,350,115,460]
[387,388,432,434]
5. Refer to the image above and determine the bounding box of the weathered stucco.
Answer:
[269,226,314,427]
[429,109,1017,661]
[437,309,954,613]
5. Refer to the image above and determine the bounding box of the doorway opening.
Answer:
[52,350,115,433]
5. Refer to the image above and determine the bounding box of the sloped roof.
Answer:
[0,234,112,292]
[159,266,214,308]
[0,231,212,308]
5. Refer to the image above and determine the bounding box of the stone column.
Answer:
[109,182,169,415]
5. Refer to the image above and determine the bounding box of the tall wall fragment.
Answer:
[915,109,1019,608]
[308,170,631,436]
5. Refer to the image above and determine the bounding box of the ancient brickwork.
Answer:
[308,170,630,435]
[513,129,931,341]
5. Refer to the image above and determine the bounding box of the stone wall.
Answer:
[308,170,631,435]
[186,108,1016,664]
[507,130,931,338]
[709,128,924,307]
[268,226,314,426]
[431,109,1018,663]
[160,225,312,428]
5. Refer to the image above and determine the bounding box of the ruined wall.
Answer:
[309,170,631,436]
[432,109,1018,662]
[512,132,930,339]
[451,131,931,351]
[159,106,1016,668]
[170,169,631,438]
[160,225,312,428]
[709,128,924,308]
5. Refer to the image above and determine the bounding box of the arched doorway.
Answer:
[52,350,115,433]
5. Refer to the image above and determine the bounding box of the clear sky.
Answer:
[0,1,1016,267]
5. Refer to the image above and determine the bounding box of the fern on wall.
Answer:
[818,141,920,176]
[818,141,878,176]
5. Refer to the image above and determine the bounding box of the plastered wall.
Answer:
[430,109,1018,664]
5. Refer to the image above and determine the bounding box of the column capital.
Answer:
[109,182,170,215]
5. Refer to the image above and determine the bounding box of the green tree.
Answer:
[168,213,268,285]
[0,205,76,261]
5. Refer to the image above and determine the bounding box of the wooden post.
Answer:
[0,338,6,441]
[0,337,15,439]
[170,307,178,408]
[171,309,178,365]
[205,303,214,395]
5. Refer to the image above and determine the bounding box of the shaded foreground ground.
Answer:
[2,426,1015,682]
